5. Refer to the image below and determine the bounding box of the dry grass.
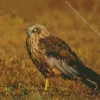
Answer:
[0,0,100,99]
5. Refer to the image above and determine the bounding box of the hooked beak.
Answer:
[26,30,31,37]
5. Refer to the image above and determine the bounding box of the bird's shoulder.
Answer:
[39,35,79,75]
[39,35,77,61]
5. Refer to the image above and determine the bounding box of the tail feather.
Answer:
[76,59,100,92]
[81,78,96,89]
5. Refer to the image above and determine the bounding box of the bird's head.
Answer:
[26,24,49,38]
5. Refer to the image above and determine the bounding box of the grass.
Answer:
[0,0,100,99]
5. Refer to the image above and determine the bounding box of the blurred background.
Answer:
[0,0,100,99]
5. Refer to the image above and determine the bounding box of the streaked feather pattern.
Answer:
[39,36,78,78]
[26,24,100,93]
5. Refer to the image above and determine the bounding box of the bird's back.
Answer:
[26,24,100,92]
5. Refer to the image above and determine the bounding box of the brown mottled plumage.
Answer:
[26,24,100,92]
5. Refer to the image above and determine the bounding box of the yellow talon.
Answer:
[45,78,49,90]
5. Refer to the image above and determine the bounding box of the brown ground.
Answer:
[0,0,100,100]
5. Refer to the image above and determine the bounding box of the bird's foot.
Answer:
[44,78,49,91]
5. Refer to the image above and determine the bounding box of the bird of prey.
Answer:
[26,24,100,92]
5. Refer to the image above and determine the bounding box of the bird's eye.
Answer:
[32,28,37,33]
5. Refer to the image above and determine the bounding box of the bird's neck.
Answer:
[27,35,39,57]
[26,34,49,58]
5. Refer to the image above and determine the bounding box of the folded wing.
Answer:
[39,35,79,78]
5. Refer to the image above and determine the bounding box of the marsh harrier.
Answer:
[26,24,100,92]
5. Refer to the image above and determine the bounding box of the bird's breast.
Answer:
[26,35,41,58]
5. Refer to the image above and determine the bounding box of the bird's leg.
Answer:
[44,78,49,90]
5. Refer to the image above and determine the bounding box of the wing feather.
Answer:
[39,35,79,77]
